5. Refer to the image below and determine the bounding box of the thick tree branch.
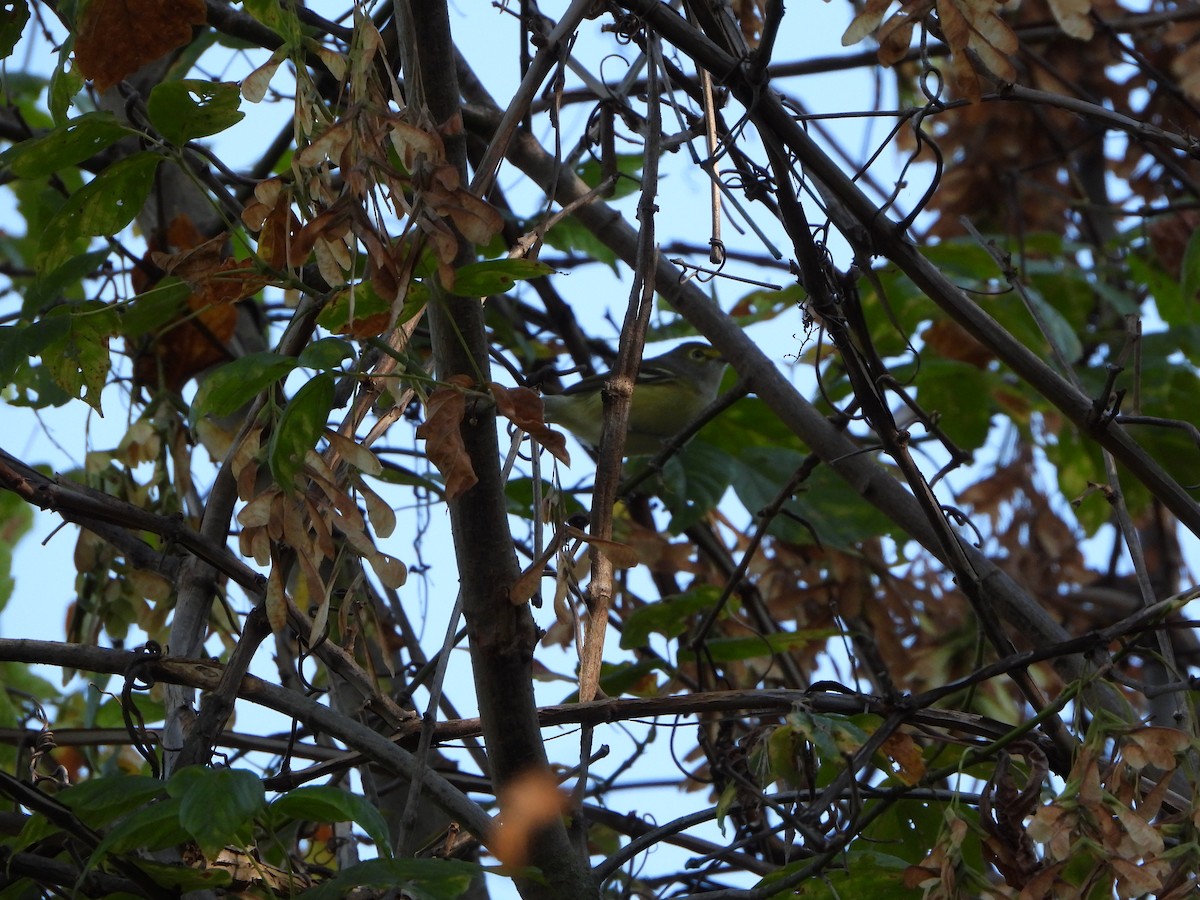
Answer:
[394,1,596,896]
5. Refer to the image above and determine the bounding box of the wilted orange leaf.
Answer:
[75,0,206,92]
[922,319,994,368]
[491,768,570,870]
[134,222,267,390]
[415,375,478,499]
[881,732,926,785]
[152,237,268,306]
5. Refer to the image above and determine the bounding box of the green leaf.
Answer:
[504,477,584,519]
[575,152,643,198]
[722,447,900,550]
[91,797,188,859]
[91,692,163,729]
[39,301,117,412]
[241,0,304,43]
[170,767,265,856]
[861,795,963,866]
[914,359,995,451]
[1043,424,1106,535]
[621,585,722,648]
[678,629,839,664]
[269,372,334,491]
[659,439,732,533]
[597,659,664,697]
[132,860,234,891]
[729,284,805,326]
[757,849,918,897]
[0,315,69,388]
[1180,226,1200,311]
[785,710,871,761]
[297,336,355,370]
[49,42,82,125]
[37,152,162,274]
[543,215,618,272]
[120,278,192,339]
[1024,286,1083,364]
[0,662,56,727]
[0,112,128,178]
[273,785,392,858]
[25,248,112,314]
[0,490,32,612]
[189,351,298,425]
[59,775,165,829]
[301,858,481,900]
[6,363,72,408]
[0,0,29,59]
[147,80,244,146]
[318,280,426,336]
[449,259,554,297]
[1129,253,1186,328]
[714,782,737,835]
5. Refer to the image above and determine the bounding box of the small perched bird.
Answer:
[541,342,727,455]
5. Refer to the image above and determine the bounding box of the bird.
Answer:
[541,342,727,455]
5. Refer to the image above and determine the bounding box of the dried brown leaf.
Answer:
[425,181,504,247]
[877,10,921,66]
[389,121,444,169]
[75,0,206,92]
[265,563,288,633]
[936,0,971,56]
[566,525,640,569]
[509,562,546,607]
[242,47,287,103]
[256,190,298,270]
[358,478,397,539]
[237,490,276,528]
[490,383,570,465]
[842,0,900,45]
[304,497,336,559]
[415,375,478,499]
[324,428,383,476]
[297,120,355,168]
[1123,727,1189,771]
[365,548,407,589]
